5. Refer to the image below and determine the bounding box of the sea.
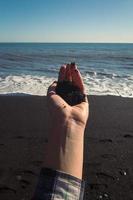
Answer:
[0,43,133,97]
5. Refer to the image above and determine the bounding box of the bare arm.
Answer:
[43,63,89,179]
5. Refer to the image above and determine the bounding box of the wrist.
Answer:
[44,120,85,179]
[50,119,85,141]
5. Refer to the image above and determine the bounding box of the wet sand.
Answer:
[0,95,133,200]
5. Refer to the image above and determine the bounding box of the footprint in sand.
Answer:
[22,169,37,176]
[13,136,25,139]
[84,162,101,172]
[15,169,37,189]
[89,183,108,190]
[86,162,101,167]
[96,172,115,180]
[99,139,113,143]
[101,154,117,160]
[16,169,37,176]
[0,185,16,194]
[123,134,133,138]
[20,179,30,189]
[31,160,43,167]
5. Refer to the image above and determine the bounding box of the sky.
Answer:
[0,0,133,43]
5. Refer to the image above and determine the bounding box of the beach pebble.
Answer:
[99,195,103,199]
[123,172,127,176]
[119,170,127,176]
[104,193,109,198]
[16,175,22,181]
[97,193,110,200]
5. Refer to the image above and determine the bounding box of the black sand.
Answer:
[0,95,133,200]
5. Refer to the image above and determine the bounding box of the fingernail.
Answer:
[75,69,78,72]
[60,66,66,72]
[71,62,75,66]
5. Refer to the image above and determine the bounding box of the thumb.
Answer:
[47,81,69,110]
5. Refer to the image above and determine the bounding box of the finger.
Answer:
[71,66,85,93]
[65,64,72,81]
[47,81,57,97]
[58,65,66,82]
[70,62,77,70]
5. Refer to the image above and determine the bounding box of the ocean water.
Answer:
[0,43,133,97]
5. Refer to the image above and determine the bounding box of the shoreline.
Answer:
[0,93,133,98]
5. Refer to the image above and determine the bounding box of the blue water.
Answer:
[0,43,133,97]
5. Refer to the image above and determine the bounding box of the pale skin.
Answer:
[44,63,89,179]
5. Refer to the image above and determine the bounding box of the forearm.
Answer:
[43,121,85,179]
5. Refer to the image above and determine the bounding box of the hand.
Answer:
[44,63,89,179]
[47,63,89,129]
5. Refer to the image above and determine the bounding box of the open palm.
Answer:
[47,63,89,129]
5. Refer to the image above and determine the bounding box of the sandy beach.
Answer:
[0,95,133,200]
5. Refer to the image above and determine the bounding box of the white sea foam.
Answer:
[0,75,55,96]
[0,74,133,97]
[83,73,133,97]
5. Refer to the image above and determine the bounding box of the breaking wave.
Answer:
[0,73,132,97]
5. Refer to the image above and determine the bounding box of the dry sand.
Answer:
[0,95,133,200]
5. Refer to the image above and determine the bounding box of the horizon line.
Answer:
[0,41,133,44]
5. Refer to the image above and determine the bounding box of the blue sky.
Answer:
[0,0,133,42]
